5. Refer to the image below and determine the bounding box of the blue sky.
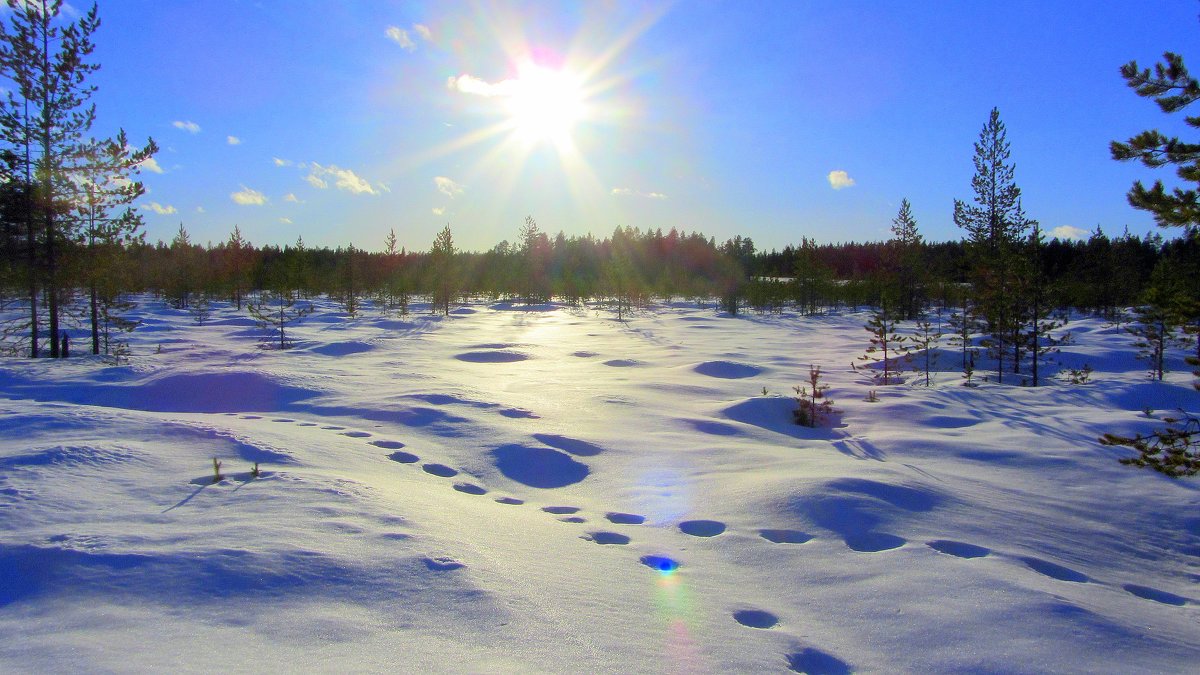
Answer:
[68,0,1200,251]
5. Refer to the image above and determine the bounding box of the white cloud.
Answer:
[435,176,464,197]
[273,157,293,167]
[283,192,302,203]
[446,74,516,98]
[195,206,206,214]
[432,206,445,216]
[306,163,377,195]
[610,187,667,199]
[141,201,176,215]
[385,25,416,51]
[138,157,164,174]
[279,217,293,225]
[827,170,855,190]
[231,185,268,206]
[226,135,241,145]
[413,24,432,41]
[1050,225,1089,241]
[172,120,201,134]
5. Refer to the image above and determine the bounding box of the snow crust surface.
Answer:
[1,299,1197,673]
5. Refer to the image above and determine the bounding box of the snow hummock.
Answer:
[0,298,1197,672]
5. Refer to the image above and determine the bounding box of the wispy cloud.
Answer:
[446,74,516,98]
[827,170,855,190]
[279,217,293,225]
[432,206,445,216]
[306,163,377,195]
[273,157,293,167]
[195,206,206,214]
[283,192,302,203]
[385,25,415,51]
[141,201,176,215]
[413,24,432,42]
[1050,225,1089,241]
[172,120,201,134]
[231,185,267,206]
[611,187,667,199]
[138,157,164,174]
[226,135,241,145]
[434,176,464,197]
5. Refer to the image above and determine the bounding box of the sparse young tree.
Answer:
[248,290,312,350]
[1127,261,1184,381]
[1102,412,1200,478]
[912,314,941,387]
[859,303,911,386]
[794,364,835,428]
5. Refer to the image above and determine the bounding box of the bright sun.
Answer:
[505,64,585,145]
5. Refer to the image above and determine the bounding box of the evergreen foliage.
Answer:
[1102,412,1200,478]
[1111,51,1200,228]
[793,364,834,428]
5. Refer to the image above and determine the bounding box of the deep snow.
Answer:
[0,298,1197,673]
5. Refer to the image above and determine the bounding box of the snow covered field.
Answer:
[1,298,1197,673]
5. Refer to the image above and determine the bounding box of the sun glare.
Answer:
[505,64,585,145]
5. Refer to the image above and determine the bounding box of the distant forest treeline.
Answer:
[1,214,1189,320]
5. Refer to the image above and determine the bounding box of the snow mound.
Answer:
[693,360,762,379]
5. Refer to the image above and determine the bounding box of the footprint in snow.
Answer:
[845,532,906,552]
[679,519,726,537]
[321,425,344,431]
[1020,556,1089,583]
[241,415,262,420]
[559,516,586,523]
[341,431,371,438]
[422,463,458,478]
[495,497,524,505]
[271,418,293,423]
[542,506,581,515]
[786,647,852,674]
[296,422,317,427]
[453,483,487,496]
[606,512,646,525]
[640,555,680,573]
[370,440,406,450]
[583,532,630,545]
[733,609,778,629]
[387,451,420,464]
[759,529,814,544]
[927,540,990,559]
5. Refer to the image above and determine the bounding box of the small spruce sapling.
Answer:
[251,462,260,478]
[860,306,911,385]
[794,364,835,427]
[212,457,223,484]
[912,317,941,387]
[962,349,977,387]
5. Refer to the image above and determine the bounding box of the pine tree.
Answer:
[912,314,941,387]
[248,291,312,350]
[1128,260,1184,381]
[888,198,924,319]
[76,129,157,354]
[1110,51,1200,228]
[429,225,456,316]
[0,0,104,358]
[953,108,1029,384]
[793,364,835,428]
[859,302,912,385]
[224,225,250,310]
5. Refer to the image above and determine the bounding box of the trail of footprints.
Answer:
[229,412,1196,671]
